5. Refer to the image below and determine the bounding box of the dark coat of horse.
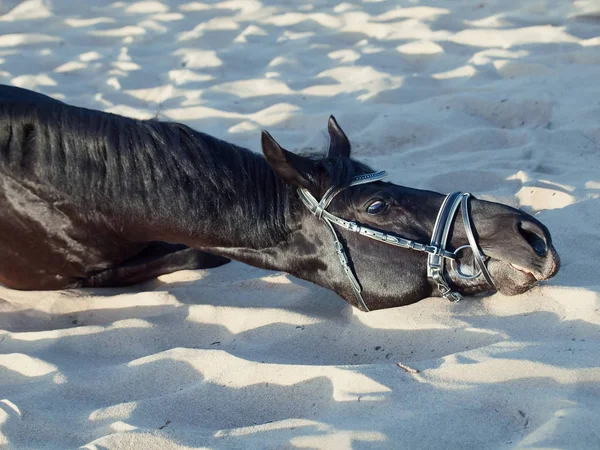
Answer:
[0,85,559,311]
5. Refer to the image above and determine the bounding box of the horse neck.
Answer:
[125,125,300,251]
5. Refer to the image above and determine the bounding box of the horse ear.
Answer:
[261,130,314,189]
[327,115,351,159]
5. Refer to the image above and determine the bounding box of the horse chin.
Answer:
[487,259,539,296]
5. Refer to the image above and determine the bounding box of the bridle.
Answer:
[298,170,495,312]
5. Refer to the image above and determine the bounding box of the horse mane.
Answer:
[0,85,371,247]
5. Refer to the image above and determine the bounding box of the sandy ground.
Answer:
[1,0,600,448]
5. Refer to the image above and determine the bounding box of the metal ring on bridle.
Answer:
[451,244,483,280]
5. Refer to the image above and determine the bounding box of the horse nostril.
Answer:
[518,221,547,257]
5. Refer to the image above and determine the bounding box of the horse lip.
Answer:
[510,246,561,282]
[510,263,534,276]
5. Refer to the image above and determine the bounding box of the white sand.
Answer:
[1,0,600,448]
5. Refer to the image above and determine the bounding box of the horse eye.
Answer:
[367,200,387,215]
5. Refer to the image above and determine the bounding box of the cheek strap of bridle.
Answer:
[298,171,389,312]
[298,171,494,312]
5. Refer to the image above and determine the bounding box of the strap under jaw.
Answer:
[298,171,494,311]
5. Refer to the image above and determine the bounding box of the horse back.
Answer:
[0,84,65,106]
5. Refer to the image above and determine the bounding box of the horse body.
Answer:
[0,85,244,289]
[0,84,559,310]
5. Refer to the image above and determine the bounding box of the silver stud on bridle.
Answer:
[298,170,495,312]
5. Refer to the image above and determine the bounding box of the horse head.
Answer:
[260,116,560,311]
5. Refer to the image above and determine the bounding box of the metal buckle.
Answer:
[424,245,440,255]
[445,291,462,302]
[412,242,439,255]
[438,283,452,296]
[436,282,462,302]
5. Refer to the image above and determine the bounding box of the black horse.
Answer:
[0,85,559,311]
